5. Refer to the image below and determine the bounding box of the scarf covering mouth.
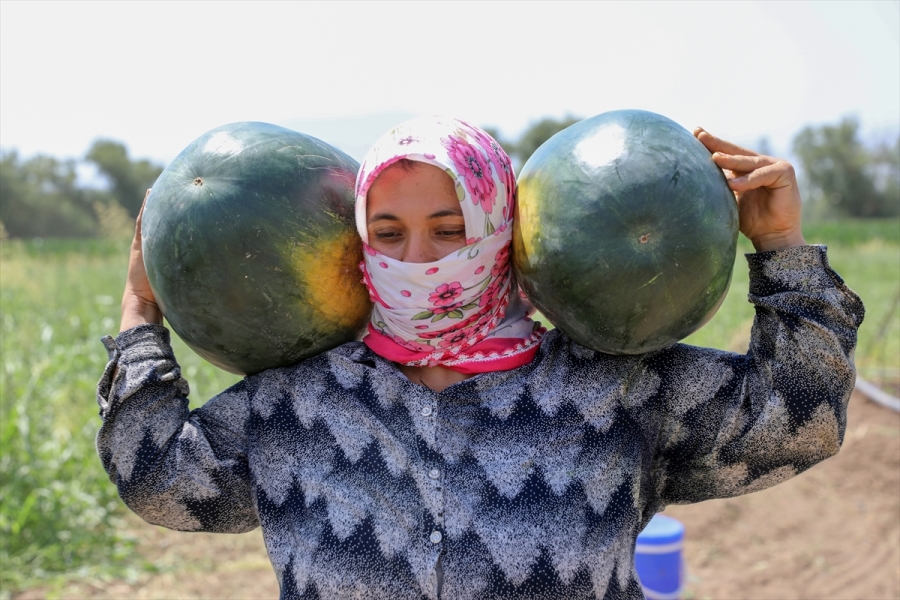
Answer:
[355,116,545,373]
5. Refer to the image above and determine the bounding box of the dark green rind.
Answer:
[514,110,738,355]
[142,122,369,375]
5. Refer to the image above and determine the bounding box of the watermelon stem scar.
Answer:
[193,177,203,186]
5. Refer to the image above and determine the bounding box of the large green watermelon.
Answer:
[142,122,371,375]
[513,110,738,355]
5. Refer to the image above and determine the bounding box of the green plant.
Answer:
[1,240,133,591]
[0,239,241,594]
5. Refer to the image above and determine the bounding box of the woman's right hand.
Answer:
[120,189,163,332]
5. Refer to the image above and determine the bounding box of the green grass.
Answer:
[1,238,135,593]
[0,238,240,595]
[802,218,899,247]
[0,218,897,593]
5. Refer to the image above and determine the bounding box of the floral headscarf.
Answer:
[355,116,545,374]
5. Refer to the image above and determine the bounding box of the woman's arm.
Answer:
[97,326,257,533]
[644,133,864,506]
[96,194,257,533]
[647,244,863,506]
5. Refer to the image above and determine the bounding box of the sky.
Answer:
[1,1,898,171]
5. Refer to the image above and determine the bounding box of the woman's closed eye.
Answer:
[436,228,465,240]
[373,228,464,243]
[374,229,403,242]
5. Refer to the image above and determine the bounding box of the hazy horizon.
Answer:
[2,1,898,169]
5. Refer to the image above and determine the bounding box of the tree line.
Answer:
[1,116,897,239]
[0,140,162,240]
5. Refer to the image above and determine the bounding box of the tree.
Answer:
[792,117,899,218]
[86,140,163,217]
[871,136,900,216]
[0,140,162,239]
[0,151,100,238]
[481,126,508,150]
[512,115,582,165]
[484,116,582,172]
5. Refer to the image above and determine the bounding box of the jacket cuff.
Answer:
[746,245,842,296]
[101,323,173,363]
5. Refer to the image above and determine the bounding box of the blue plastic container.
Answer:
[635,514,684,599]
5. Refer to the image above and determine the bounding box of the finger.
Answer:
[728,161,795,192]
[712,152,779,174]
[695,128,759,158]
[133,189,151,245]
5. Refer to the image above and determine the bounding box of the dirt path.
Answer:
[17,391,899,599]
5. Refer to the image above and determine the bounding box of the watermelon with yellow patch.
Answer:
[142,122,370,375]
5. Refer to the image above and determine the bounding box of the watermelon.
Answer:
[513,110,738,355]
[142,122,371,375]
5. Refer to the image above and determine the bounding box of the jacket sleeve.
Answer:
[96,324,258,533]
[646,244,865,506]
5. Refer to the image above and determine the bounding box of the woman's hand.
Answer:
[694,128,806,252]
[120,189,163,332]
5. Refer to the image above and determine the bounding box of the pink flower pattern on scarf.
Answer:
[442,134,497,215]
[429,282,464,307]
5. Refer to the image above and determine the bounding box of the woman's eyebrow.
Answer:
[428,209,464,220]
[367,208,463,224]
[368,212,399,223]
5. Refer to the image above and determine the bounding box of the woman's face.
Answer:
[366,162,466,263]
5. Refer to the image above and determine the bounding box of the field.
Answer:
[1,219,898,599]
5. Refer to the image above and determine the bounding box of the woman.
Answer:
[98,117,863,599]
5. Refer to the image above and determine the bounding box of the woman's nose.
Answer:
[403,234,440,263]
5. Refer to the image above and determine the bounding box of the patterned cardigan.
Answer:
[96,245,864,599]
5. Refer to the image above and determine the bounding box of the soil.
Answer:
[16,391,899,600]
[665,390,900,600]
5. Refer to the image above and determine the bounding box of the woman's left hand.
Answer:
[694,128,806,252]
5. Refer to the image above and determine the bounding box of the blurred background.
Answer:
[1,2,898,598]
